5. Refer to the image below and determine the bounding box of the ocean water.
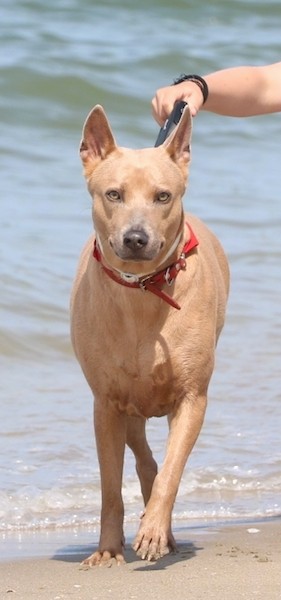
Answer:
[1,0,281,557]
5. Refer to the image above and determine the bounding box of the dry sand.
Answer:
[1,519,280,600]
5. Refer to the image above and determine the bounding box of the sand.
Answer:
[1,519,280,600]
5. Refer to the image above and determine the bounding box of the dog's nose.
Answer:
[123,229,149,251]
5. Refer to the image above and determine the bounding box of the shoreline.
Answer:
[1,517,280,599]
[1,514,279,563]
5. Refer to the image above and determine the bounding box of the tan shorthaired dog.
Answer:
[71,104,229,565]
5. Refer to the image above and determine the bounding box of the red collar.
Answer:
[93,223,199,310]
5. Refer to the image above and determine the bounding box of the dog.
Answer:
[70,104,229,565]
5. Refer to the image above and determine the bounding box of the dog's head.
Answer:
[80,104,192,274]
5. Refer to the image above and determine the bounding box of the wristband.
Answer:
[173,74,209,104]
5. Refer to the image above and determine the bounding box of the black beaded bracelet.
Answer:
[173,74,209,104]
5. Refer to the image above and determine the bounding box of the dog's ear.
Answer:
[163,105,192,175]
[79,105,117,176]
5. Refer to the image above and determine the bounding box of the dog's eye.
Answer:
[155,191,171,204]
[106,189,122,202]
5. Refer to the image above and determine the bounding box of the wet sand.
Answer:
[1,518,280,600]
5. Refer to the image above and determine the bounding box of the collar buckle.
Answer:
[164,267,174,286]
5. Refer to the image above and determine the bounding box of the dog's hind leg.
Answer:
[126,416,158,506]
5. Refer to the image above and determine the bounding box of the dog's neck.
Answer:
[95,227,184,282]
[93,222,199,310]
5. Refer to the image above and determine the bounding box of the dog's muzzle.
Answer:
[110,227,161,261]
[93,222,199,310]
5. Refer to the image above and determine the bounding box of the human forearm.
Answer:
[152,62,281,124]
[202,64,281,116]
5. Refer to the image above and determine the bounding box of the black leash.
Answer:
[154,100,187,147]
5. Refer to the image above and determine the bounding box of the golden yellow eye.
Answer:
[155,191,171,203]
[106,189,122,202]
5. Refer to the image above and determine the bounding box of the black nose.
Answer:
[123,229,149,251]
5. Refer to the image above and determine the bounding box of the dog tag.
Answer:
[120,272,140,284]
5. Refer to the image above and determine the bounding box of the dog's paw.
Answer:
[81,550,125,567]
[133,527,177,561]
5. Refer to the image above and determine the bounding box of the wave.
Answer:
[1,469,280,532]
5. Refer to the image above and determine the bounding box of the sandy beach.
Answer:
[1,518,280,600]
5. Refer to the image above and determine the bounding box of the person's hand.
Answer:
[152,81,205,124]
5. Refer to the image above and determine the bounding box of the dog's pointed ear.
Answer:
[79,105,117,176]
[163,105,192,175]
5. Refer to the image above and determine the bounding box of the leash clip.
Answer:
[139,281,147,292]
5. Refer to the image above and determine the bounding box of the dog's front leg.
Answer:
[83,400,127,566]
[133,392,207,561]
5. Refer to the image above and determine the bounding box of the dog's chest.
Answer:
[107,367,177,418]
[98,339,181,418]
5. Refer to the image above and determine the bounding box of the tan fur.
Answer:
[71,105,229,565]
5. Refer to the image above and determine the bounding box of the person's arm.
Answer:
[152,62,281,124]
